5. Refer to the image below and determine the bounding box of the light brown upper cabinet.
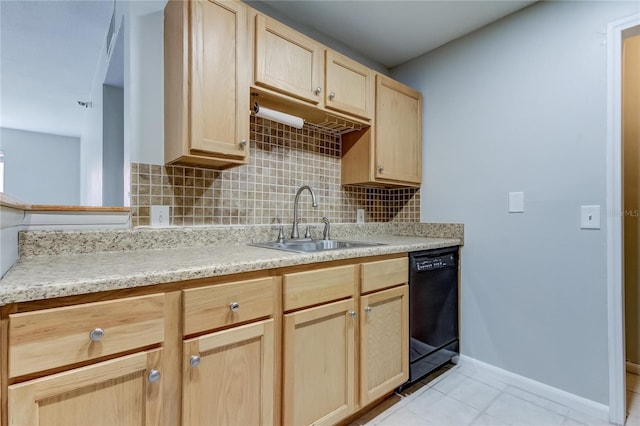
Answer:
[253,14,373,121]
[324,50,373,119]
[254,14,323,105]
[164,0,250,168]
[342,74,422,187]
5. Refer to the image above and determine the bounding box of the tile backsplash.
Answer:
[130,116,420,227]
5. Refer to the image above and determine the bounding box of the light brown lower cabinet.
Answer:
[360,285,409,405]
[8,349,163,426]
[2,254,414,426]
[182,319,275,426]
[283,298,356,426]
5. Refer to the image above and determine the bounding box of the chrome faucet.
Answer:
[291,185,318,239]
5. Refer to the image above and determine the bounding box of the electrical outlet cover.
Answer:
[581,205,600,229]
[151,205,170,227]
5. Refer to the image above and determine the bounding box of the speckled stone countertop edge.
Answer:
[0,236,461,306]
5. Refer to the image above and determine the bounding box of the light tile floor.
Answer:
[350,366,640,426]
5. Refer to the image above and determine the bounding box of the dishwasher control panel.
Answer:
[413,254,456,271]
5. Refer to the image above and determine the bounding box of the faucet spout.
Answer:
[292,185,318,239]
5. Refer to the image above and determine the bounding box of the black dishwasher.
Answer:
[399,247,459,391]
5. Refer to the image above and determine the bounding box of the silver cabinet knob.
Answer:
[314,87,322,95]
[348,311,357,318]
[239,139,247,148]
[329,92,336,100]
[148,369,161,383]
[364,306,373,313]
[89,328,104,341]
[229,302,240,313]
[378,165,384,173]
[189,355,201,367]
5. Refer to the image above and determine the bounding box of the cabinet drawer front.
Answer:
[361,257,408,293]
[9,294,165,378]
[183,277,275,335]
[283,265,355,311]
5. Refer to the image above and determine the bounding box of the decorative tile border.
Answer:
[130,116,420,227]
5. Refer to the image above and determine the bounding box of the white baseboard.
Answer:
[458,355,610,422]
[627,361,640,375]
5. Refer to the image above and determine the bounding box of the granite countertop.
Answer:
[0,235,460,306]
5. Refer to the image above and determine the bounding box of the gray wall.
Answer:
[392,0,640,404]
[0,127,80,205]
[102,85,124,206]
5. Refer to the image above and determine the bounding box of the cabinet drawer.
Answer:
[361,258,408,293]
[9,294,165,378]
[283,265,356,311]
[183,277,276,335]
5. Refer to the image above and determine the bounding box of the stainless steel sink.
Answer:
[251,239,386,253]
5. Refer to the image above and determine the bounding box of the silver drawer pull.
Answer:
[239,139,247,148]
[348,311,357,318]
[148,369,161,383]
[329,91,336,100]
[229,302,240,313]
[89,328,104,341]
[364,306,373,313]
[189,355,201,367]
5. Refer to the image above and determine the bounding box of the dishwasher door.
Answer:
[406,247,459,387]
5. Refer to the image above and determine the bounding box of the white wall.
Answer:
[392,0,640,405]
[79,3,128,206]
[0,128,80,205]
[128,1,165,165]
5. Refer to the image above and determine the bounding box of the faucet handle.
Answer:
[271,225,285,243]
[304,225,317,239]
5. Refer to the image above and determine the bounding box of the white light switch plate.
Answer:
[151,205,170,227]
[508,192,524,213]
[581,205,600,229]
[356,209,365,223]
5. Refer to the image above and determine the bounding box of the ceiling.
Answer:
[0,0,536,140]
[248,0,538,68]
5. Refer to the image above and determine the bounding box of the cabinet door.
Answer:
[8,349,162,426]
[375,74,422,184]
[254,14,323,105]
[283,299,355,426]
[189,0,249,159]
[325,50,373,119]
[360,285,409,405]
[183,319,275,426]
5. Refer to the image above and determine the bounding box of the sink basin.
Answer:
[251,239,386,253]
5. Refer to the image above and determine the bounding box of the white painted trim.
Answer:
[607,13,640,426]
[627,361,640,376]
[22,211,130,230]
[458,355,609,421]
[0,205,25,278]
